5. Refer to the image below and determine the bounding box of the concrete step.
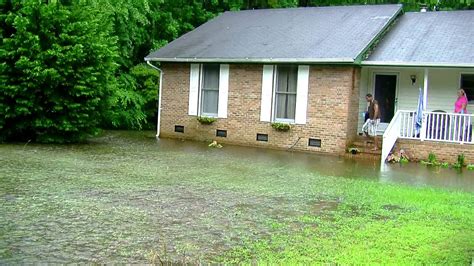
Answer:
[348,136,382,156]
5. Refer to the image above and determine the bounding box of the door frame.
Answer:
[370,71,400,133]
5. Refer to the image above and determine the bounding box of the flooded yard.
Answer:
[1,131,473,263]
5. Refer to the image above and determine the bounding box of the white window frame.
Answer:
[272,65,298,123]
[198,64,220,118]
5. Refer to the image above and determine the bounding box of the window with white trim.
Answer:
[461,74,474,103]
[260,65,309,124]
[200,64,220,116]
[188,63,229,118]
[274,65,297,122]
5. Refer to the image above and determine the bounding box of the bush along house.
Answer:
[145,4,474,164]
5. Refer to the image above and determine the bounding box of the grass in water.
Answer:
[0,131,472,263]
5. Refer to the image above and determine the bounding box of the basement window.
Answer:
[216,129,227,138]
[308,138,321,147]
[174,125,184,133]
[256,133,268,142]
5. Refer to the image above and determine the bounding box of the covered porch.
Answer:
[357,66,474,162]
[356,9,474,163]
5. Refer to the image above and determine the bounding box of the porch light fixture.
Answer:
[410,75,417,85]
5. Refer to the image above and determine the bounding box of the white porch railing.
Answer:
[381,110,403,163]
[381,110,474,163]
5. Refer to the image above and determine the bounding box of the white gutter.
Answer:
[146,60,163,138]
[361,61,474,68]
[144,57,355,64]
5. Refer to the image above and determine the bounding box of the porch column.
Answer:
[423,68,428,111]
[420,68,429,141]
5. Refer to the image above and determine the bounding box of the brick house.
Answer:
[145,5,474,163]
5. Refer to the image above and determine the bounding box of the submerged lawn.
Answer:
[0,131,473,263]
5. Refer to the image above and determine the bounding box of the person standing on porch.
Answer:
[362,93,381,150]
[454,89,468,114]
[453,88,470,141]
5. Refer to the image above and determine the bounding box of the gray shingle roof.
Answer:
[364,10,474,67]
[145,5,402,63]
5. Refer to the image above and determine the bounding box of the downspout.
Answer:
[146,60,163,138]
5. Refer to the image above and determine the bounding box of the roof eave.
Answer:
[361,61,474,68]
[144,57,355,64]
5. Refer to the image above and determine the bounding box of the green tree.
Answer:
[0,1,118,142]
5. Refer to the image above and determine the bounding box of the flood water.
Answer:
[0,130,473,263]
[148,133,473,192]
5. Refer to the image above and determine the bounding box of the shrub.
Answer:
[452,154,466,169]
[271,122,291,132]
[421,152,440,166]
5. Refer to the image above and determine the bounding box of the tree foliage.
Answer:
[0,0,117,142]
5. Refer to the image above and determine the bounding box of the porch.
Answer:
[356,67,474,163]
[381,110,473,163]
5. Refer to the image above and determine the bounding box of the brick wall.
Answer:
[159,63,360,155]
[394,139,474,164]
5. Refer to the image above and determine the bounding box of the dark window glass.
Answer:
[275,66,297,120]
[201,64,220,115]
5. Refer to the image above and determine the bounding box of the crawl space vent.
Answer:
[174,125,184,133]
[308,138,321,147]
[256,133,268,142]
[216,129,227,137]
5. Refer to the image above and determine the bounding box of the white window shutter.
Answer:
[260,65,274,122]
[218,64,229,118]
[295,65,310,124]
[188,64,200,116]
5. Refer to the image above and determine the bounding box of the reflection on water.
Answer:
[144,133,473,192]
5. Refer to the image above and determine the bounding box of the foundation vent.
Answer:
[256,133,268,142]
[174,125,184,133]
[216,129,227,137]
[308,138,321,147]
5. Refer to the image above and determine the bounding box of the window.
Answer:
[201,64,220,116]
[461,74,474,103]
[260,65,308,124]
[274,65,297,121]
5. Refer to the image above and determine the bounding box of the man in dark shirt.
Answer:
[362,93,380,150]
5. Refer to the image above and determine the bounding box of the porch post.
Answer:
[420,68,429,141]
[423,68,428,111]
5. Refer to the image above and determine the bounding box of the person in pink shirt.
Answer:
[453,88,471,141]
[454,89,468,114]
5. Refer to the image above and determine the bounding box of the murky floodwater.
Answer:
[143,133,473,192]
[0,131,472,263]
